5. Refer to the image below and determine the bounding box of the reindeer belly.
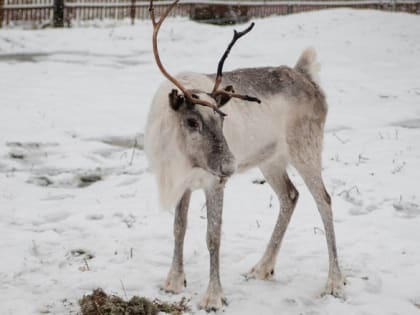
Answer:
[236,141,281,172]
[223,96,289,173]
[224,120,287,173]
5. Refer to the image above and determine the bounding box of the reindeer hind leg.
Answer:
[246,158,299,280]
[288,117,344,297]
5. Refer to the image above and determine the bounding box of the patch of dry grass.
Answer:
[79,288,189,315]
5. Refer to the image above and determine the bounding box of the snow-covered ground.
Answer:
[1,8,420,315]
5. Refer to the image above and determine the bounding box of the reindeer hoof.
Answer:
[160,272,186,294]
[199,293,227,312]
[244,263,275,280]
[321,276,345,298]
[198,287,227,312]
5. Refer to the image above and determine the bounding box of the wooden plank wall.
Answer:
[1,0,419,27]
[65,0,190,21]
[2,0,53,25]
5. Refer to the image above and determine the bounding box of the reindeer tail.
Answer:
[294,47,321,84]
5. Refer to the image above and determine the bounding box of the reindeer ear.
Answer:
[168,89,184,111]
[216,85,235,108]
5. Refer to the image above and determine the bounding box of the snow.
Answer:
[1,8,420,315]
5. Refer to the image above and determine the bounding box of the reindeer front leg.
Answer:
[199,180,227,311]
[161,190,191,293]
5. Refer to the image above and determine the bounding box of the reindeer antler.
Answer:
[149,0,187,97]
[212,23,253,94]
[149,0,227,116]
[211,23,261,105]
[149,0,260,117]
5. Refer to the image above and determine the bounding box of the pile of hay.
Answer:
[79,288,189,315]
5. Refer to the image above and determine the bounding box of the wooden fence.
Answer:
[1,0,419,27]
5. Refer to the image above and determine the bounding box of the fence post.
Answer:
[53,0,64,27]
[130,0,135,25]
[0,0,4,29]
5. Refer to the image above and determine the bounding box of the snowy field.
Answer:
[1,8,420,315]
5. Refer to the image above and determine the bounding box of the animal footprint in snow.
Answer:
[393,200,420,218]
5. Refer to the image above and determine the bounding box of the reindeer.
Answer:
[144,0,344,311]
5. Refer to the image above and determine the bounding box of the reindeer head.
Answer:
[149,0,260,178]
[167,88,236,178]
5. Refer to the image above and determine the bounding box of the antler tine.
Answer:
[215,90,261,104]
[150,0,226,116]
[193,98,227,117]
[149,0,179,33]
[212,22,255,95]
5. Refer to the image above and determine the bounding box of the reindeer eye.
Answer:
[186,118,199,130]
